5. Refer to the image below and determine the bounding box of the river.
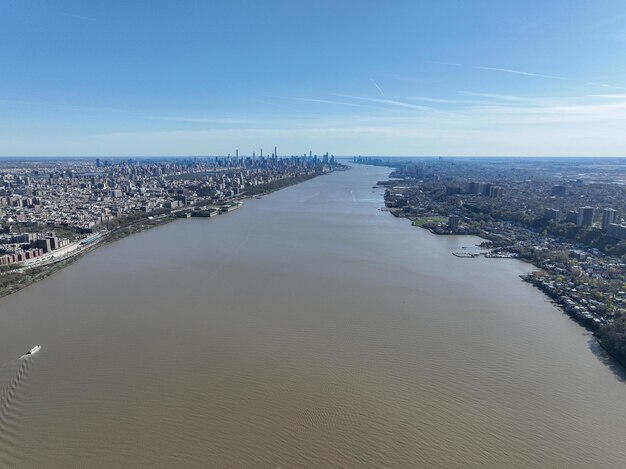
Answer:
[1,164,625,467]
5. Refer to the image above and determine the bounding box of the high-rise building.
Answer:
[551,185,566,196]
[49,236,59,250]
[543,208,560,220]
[34,238,52,253]
[607,223,626,240]
[467,182,482,194]
[448,215,460,230]
[577,206,595,227]
[489,186,503,198]
[602,208,617,230]
[566,210,578,224]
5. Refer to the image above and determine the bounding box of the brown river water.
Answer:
[1,164,625,468]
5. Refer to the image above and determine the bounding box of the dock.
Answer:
[452,252,478,258]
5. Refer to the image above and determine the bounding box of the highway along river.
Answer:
[1,164,625,467]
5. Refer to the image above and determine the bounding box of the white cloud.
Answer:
[4,89,626,157]
[333,94,437,112]
[149,116,252,124]
[276,96,383,110]
[471,66,564,80]
[370,79,386,97]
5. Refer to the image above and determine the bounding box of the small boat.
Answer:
[26,345,41,355]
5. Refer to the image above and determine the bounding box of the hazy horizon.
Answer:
[1,154,626,159]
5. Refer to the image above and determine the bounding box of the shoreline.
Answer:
[372,159,626,373]
[407,218,626,370]
[0,169,336,301]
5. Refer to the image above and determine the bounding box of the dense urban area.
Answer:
[0,153,341,296]
[356,156,626,368]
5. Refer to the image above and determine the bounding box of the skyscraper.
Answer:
[602,208,617,230]
[577,206,595,227]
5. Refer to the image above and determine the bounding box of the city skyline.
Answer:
[2,0,626,156]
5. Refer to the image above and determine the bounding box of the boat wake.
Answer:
[0,349,40,467]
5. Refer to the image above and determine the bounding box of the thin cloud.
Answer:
[406,96,489,105]
[472,66,564,80]
[588,82,626,91]
[149,116,251,124]
[370,79,386,97]
[583,93,626,99]
[0,98,135,114]
[277,96,384,110]
[458,91,537,102]
[334,94,435,111]
[17,99,626,156]
[460,92,626,107]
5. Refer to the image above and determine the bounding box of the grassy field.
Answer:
[411,216,447,227]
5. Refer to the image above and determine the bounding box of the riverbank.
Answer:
[378,165,626,371]
[0,169,337,300]
[5,162,626,468]
[404,214,626,367]
[521,271,626,367]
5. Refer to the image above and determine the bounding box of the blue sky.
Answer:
[2,0,626,156]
